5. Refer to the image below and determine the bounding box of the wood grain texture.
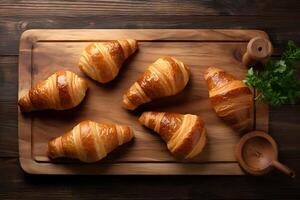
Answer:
[18,29,268,174]
[1,0,299,16]
[0,10,300,55]
[19,29,269,42]
[1,0,300,198]
[0,16,299,55]
[1,158,300,199]
[0,56,18,157]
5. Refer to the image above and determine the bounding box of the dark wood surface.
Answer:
[0,0,300,199]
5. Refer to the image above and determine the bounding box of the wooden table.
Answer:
[0,1,300,199]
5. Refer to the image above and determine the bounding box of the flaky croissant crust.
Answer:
[79,39,138,83]
[18,70,88,112]
[204,67,253,131]
[123,56,190,110]
[48,120,134,163]
[139,112,206,159]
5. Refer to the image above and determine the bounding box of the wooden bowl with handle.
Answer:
[235,131,296,178]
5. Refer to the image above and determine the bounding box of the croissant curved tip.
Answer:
[117,125,135,145]
[118,39,138,58]
[126,39,138,48]
[127,39,138,56]
[18,95,33,112]
[204,66,223,80]
[47,139,59,159]
[138,112,147,124]
[122,95,137,111]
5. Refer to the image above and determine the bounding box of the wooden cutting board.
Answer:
[18,29,269,175]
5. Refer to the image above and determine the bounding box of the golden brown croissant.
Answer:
[139,112,206,159]
[79,39,138,83]
[123,57,190,110]
[18,70,88,112]
[204,67,253,131]
[48,120,134,163]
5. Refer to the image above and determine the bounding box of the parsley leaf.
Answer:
[244,41,300,106]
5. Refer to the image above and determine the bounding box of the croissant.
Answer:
[79,39,138,83]
[123,57,190,110]
[139,112,206,159]
[204,67,253,131]
[48,120,134,163]
[18,70,88,112]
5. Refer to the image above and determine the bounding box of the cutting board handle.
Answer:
[242,37,273,67]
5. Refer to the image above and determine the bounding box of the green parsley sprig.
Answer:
[244,41,300,106]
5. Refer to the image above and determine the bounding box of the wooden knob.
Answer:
[242,37,273,67]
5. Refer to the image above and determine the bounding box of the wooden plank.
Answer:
[19,158,243,175]
[20,29,269,42]
[270,106,300,157]
[18,29,268,174]
[0,56,18,157]
[1,15,300,55]
[2,1,299,56]
[1,158,300,199]
[1,0,299,17]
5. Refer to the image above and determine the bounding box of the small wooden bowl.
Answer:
[235,131,295,177]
